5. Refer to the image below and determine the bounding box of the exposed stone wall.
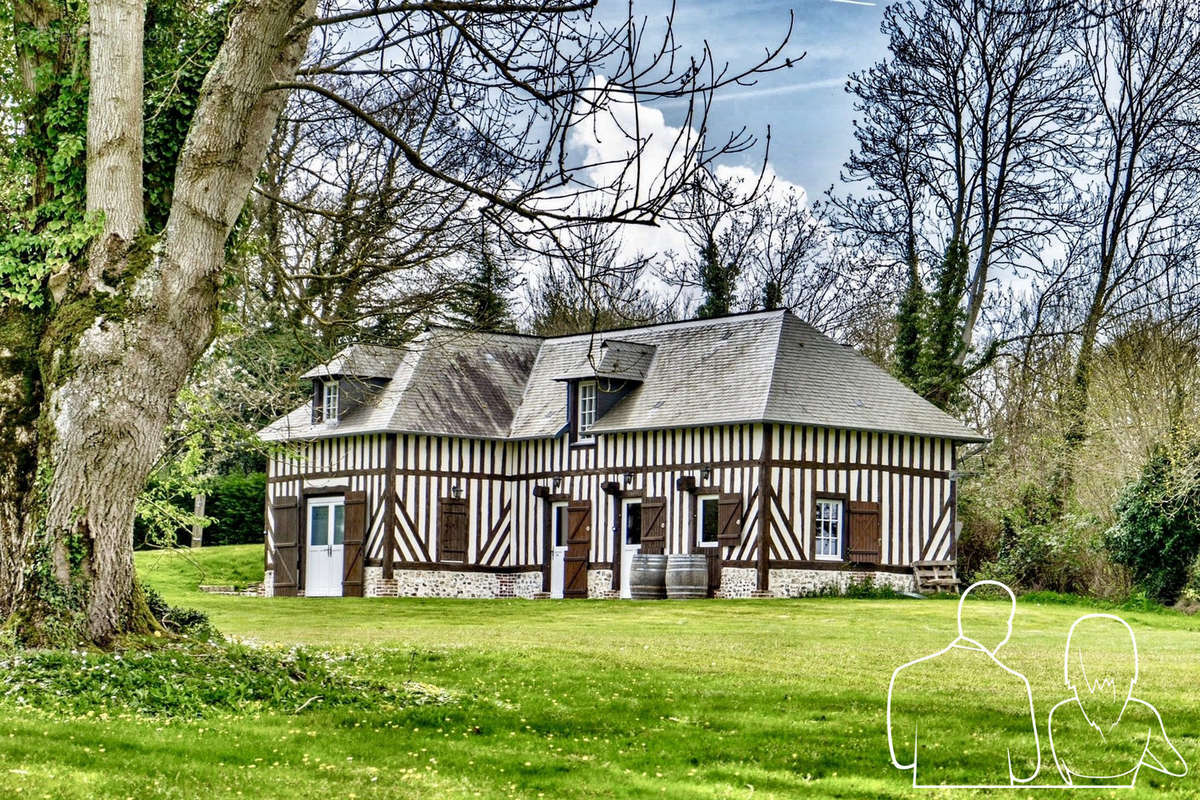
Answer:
[504,572,544,598]
[862,571,918,594]
[587,568,618,599]
[277,565,916,599]
[715,567,757,598]
[363,566,542,598]
[767,568,916,597]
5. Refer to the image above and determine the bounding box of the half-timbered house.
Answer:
[258,310,987,598]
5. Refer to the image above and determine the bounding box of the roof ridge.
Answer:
[505,336,556,438]
[426,324,546,341]
[382,340,430,431]
[759,313,790,424]
[538,309,788,342]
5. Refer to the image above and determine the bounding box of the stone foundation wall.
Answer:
[265,565,914,599]
[363,566,542,598]
[767,568,915,597]
[587,569,618,598]
[715,567,758,598]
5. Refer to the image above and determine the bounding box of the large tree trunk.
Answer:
[3,0,315,644]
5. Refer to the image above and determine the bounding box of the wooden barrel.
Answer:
[629,554,668,599]
[665,554,708,599]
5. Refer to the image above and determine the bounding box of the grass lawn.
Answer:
[0,545,1194,799]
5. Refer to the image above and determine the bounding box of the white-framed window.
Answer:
[697,494,720,547]
[551,501,569,549]
[308,497,345,547]
[322,380,340,423]
[622,498,642,546]
[815,498,844,560]
[577,380,597,438]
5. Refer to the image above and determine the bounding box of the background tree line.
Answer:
[145,0,1200,610]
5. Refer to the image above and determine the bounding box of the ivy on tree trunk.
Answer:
[0,0,316,645]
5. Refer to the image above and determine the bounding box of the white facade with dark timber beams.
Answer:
[258,310,988,599]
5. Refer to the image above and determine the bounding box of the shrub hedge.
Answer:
[1105,441,1200,605]
[135,471,266,549]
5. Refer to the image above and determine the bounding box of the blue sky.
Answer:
[622,0,890,197]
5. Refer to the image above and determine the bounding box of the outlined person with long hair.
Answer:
[887,581,1041,787]
[1047,613,1187,786]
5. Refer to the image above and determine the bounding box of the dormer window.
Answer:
[577,380,597,438]
[322,380,340,423]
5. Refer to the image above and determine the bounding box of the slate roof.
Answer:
[261,330,540,441]
[299,344,403,379]
[259,311,988,443]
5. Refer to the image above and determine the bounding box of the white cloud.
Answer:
[657,77,846,109]
[564,78,813,271]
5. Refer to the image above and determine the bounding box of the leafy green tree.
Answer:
[449,244,517,332]
[695,236,738,319]
[760,278,783,312]
[893,252,924,389]
[916,238,969,410]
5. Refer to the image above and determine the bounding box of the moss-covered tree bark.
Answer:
[1,0,314,644]
[0,0,782,644]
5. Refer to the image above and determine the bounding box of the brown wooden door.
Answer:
[439,497,468,562]
[342,491,367,596]
[847,501,882,563]
[705,548,722,597]
[271,496,300,596]
[640,497,667,554]
[564,501,591,598]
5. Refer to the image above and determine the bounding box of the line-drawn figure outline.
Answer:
[886,580,1041,788]
[1046,613,1187,787]
[886,582,1189,790]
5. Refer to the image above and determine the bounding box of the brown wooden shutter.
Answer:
[716,492,743,546]
[438,497,468,562]
[342,491,367,597]
[640,497,667,554]
[271,496,300,596]
[847,500,882,564]
[311,381,324,424]
[564,500,591,598]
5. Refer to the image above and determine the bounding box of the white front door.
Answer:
[549,501,568,599]
[619,498,642,598]
[306,497,345,597]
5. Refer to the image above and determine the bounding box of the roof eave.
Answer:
[587,417,990,442]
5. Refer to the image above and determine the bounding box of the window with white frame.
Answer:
[322,380,340,423]
[814,498,844,560]
[577,380,597,438]
[623,498,642,546]
[697,495,720,547]
[551,501,568,549]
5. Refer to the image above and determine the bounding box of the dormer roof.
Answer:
[554,339,657,383]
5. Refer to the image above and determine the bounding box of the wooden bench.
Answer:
[913,560,959,594]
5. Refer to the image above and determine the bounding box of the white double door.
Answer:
[549,501,568,598]
[619,498,642,598]
[306,497,346,597]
